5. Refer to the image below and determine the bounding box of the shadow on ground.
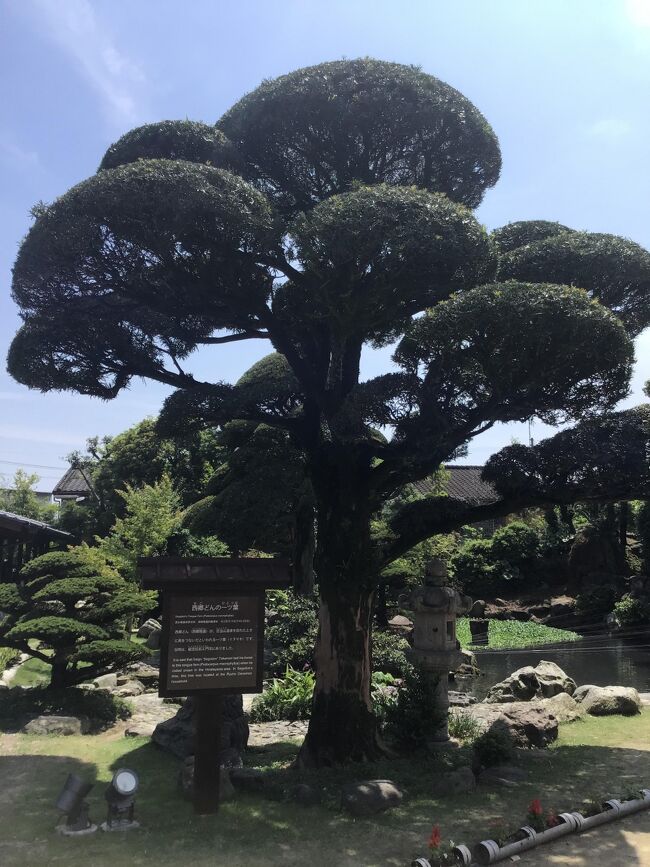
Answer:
[1,737,649,866]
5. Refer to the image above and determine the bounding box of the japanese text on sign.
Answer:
[166,593,260,691]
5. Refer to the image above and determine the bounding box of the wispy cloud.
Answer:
[0,133,40,168]
[25,0,146,127]
[587,117,633,139]
[0,423,83,447]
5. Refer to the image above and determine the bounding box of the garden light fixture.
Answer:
[55,773,97,835]
[102,768,140,831]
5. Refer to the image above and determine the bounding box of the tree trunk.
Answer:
[49,655,68,690]
[296,582,383,767]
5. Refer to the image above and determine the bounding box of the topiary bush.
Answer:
[0,686,131,731]
[0,546,154,689]
[472,724,516,769]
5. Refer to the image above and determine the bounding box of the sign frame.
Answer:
[158,588,266,698]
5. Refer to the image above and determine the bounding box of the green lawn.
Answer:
[1,711,649,867]
[457,617,580,650]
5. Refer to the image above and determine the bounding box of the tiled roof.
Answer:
[0,509,73,541]
[411,465,498,506]
[52,466,93,497]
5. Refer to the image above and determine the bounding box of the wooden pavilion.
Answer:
[0,510,73,582]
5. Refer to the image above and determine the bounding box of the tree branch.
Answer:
[197,330,270,345]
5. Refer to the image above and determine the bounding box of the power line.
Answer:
[0,459,66,471]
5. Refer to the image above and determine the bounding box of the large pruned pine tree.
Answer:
[8,60,650,765]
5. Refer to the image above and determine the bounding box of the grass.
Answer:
[1,710,650,867]
[456,617,580,650]
[0,646,19,674]
[11,655,52,687]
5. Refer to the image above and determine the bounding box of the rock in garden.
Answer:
[93,672,118,690]
[341,780,404,817]
[538,692,584,723]
[289,783,322,806]
[467,702,558,748]
[137,618,161,639]
[485,666,539,702]
[21,715,89,735]
[534,661,576,697]
[145,628,161,650]
[573,685,641,716]
[125,661,159,688]
[153,695,249,764]
[485,660,575,703]
[113,679,146,698]
[178,757,235,801]
[430,766,476,796]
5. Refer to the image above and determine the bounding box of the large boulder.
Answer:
[573,685,641,716]
[485,660,575,703]
[137,618,161,639]
[537,692,584,723]
[152,695,249,764]
[466,702,558,748]
[21,715,89,735]
[534,661,576,697]
[341,780,404,817]
[484,666,538,702]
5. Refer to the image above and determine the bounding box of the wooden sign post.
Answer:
[139,557,291,815]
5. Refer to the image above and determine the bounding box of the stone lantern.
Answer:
[404,558,472,746]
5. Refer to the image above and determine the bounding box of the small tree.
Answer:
[0,469,57,523]
[97,474,181,582]
[0,547,154,689]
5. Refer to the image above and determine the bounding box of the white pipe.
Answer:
[412,790,650,867]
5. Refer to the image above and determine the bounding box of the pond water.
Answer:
[461,632,650,701]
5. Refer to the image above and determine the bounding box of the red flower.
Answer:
[428,826,442,849]
[546,811,560,828]
[529,799,543,817]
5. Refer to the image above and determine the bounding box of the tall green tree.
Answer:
[8,60,650,765]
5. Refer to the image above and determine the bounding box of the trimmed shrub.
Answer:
[613,594,650,626]
[472,724,516,769]
[0,686,131,730]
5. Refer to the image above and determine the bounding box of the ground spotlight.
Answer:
[102,768,140,831]
[55,773,97,835]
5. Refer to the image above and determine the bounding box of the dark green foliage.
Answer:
[289,184,495,345]
[218,58,501,215]
[10,160,276,398]
[491,220,574,253]
[394,282,633,428]
[637,502,650,572]
[183,422,311,558]
[265,589,318,675]
[0,686,131,729]
[613,594,650,626]
[8,56,650,764]
[371,630,411,677]
[472,725,516,768]
[385,665,445,750]
[575,586,617,619]
[99,120,235,171]
[497,231,650,336]
[490,521,540,565]
[451,538,499,596]
[485,407,650,506]
[0,547,152,688]
[249,667,314,722]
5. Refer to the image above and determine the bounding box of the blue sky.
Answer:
[1,0,649,491]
